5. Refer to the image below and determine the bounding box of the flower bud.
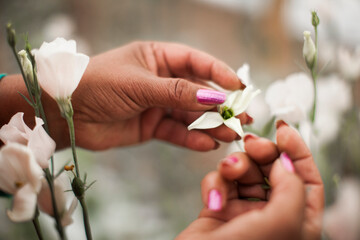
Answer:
[303,31,316,69]
[18,50,34,84]
[71,177,85,198]
[311,11,320,27]
[6,23,16,48]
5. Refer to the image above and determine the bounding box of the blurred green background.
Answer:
[1,0,360,239]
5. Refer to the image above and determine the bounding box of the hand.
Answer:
[177,122,324,240]
[40,41,248,150]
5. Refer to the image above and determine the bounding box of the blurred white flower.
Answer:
[300,75,352,147]
[265,72,314,124]
[38,173,78,227]
[315,75,351,145]
[0,143,43,222]
[188,86,260,137]
[33,37,89,100]
[18,50,34,84]
[324,178,360,240]
[0,112,56,169]
[338,46,360,81]
[303,31,316,69]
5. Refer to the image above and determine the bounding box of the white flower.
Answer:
[324,178,360,240]
[188,86,260,137]
[236,63,271,131]
[338,46,360,81]
[18,50,34,84]
[38,173,78,227]
[314,75,351,145]
[265,72,314,124]
[33,37,89,100]
[0,112,56,169]
[0,143,43,222]
[303,31,317,69]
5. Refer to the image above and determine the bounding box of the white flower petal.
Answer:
[7,184,37,222]
[188,112,224,130]
[34,38,89,99]
[232,86,261,115]
[0,112,29,144]
[223,117,244,137]
[0,143,43,194]
[222,90,240,108]
[236,63,251,85]
[28,117,55,168]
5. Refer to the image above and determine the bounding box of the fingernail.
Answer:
[243,134,258,142]
[280,152,295,172]
[238,79,247,90]
[222,156,238,165]
[213,141,220,150]
[196,89,226,105]
[208,189,222,211]
[276,120,288,129]
[245,113,253,125]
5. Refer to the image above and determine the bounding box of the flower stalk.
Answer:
[61,100,93,240]
[6,23,66,240]
[32,209,44,240]
[303,12,320,123]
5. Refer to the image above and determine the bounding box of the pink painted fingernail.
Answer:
[196,89,226,105]
[208,189,222,211]
[222,156,238,165]
[280,152,295,173]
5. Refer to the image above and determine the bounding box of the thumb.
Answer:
[143,77,227,111]
[262,152,306,238]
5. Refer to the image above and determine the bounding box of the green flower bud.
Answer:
[303,31,316,70]
[6,23,16,48]
[311,11,320,27]
[18,50,34,84]
[71,176,85,198]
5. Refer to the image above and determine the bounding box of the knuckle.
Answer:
[169,78,188,103]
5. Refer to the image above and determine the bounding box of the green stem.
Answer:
[32,209,44,240]
[310,26,319,123]
[45,169,67,240]
[79,197,93,240]
[65,114,81,178]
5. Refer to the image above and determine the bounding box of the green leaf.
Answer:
[17,91,34,107]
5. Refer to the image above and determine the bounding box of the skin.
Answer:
[0,41,248,150]
[177,123,324,240]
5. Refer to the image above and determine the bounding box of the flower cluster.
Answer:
[1,26,91,240]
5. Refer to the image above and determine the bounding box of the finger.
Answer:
[218,153,264,185]
[152,42,246,90]
[244,134,279,165]
[201,171,230,211]
[276,121,322,185]
[276,121,324,239]
[143,76,227,111]
[199,199,266,222]
[214,157,306,239]
[154,118,218,151]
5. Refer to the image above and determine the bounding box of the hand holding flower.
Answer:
[177,123,324,240]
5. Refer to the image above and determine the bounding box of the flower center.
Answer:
[220,106,234,120]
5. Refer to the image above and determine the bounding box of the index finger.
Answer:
[152,42,245,90]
